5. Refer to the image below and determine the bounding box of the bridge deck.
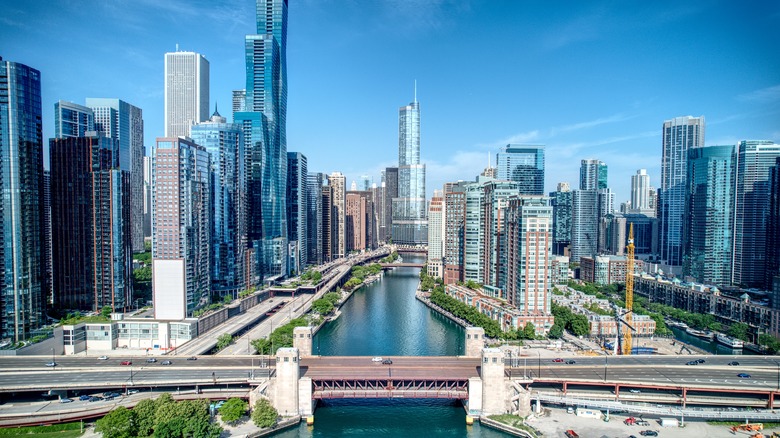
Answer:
[300,356,479,380]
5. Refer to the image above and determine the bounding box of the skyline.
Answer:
[1,0,779,203]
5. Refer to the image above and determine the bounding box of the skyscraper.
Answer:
[443,181,467,285]
[580,159,607,191]
[383,167,398,242]
[143,156,152,238]
[766,158,780,290]
[164,50,209,138]
[86,98,145,253]
[392,94,427,245]
[550,182,572,256]
[152,137,211,320]
[427,191,444,278]
[54,100,94,138]
[630,169,652,213]
[236,0,289,280]
[232,89,246,117]
[345,191,374,252]
[0,57,46,342]
[330,172,346,258]
[683,145,735,286]
[50,135,132,311]
[190,108,247,299]
[496,144,545,195]
[286,152,307,273]
[306,173,326,265]
[570,190,599,262]
[660,115,705,267]
[732,140,780,287]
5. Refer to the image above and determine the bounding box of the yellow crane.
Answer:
[623,224,635,355]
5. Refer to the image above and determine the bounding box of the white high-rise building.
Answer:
[329,172,346,259]
[631,169,650,210]
[164,51,209,138]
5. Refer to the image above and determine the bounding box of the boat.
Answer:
[685,327,714,340]
[716,333,744,349]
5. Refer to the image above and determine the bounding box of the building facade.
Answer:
[496,144,545,195]
[345,191,374,253]
[550,182,572,256]
[306,173,326,266]
[630,169,653,215]
[392,97,427,245]
[570,189,598,262]
[580,159,607,191]
[383,167,398,243]
[54,100,94,138]
[164,51,209,138]
[329,172,346,258]
[286,152,307,273]
[427,192,444,278]
[443,181,467,284]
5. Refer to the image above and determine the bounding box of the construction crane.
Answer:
[623,224,635,355]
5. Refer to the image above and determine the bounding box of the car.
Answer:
[629,389,641,393]
[88,396,103,402]
[737,373,751,378]
[146,358,157,363]
[187,356,197,361]
[639,431,658,437]
[686,360,698,365]
[104,396,115,401]
[126,389,139,395]
[45,362,57,367]
[79,395,91,401]
[696,358,705,363]
[120,360,132,366]
[372,357,383,362]
[728,361,740,366]
[727,407,738,411]
[60,398,73,403]
[97,355,109,360]
[565,360,576,364]
[382,359,392,365]
[161,360,172,365]
[103,392,120,398]
[552,358,564,363]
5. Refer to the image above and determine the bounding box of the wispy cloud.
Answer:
[738,84,780,102]
[541,11,605,51]
[552,113,637,135]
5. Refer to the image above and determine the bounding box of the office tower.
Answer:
[383,167,398,242]
[330,172,346,258]
[660,115,705,266]
[603,213,659,258]
[43,171,52,307]
[86,98,145,253]
[321,184,333,262]
[579,159,607,191]
[683,145,735,286]
[345,191,374,252]
[481,166,497,178]
[732,140,780,287]
[648,187,658,217]
[392,95,428,245]
[50,135,132,311]
[152,137,211,320]
[570,190,599,262]
[164,50,209,138]
[359,174,372,191]
[143,156,152,238]
[0,57,45,342]
[496,144,545,195]
[306,173,326,265]
[766,158,780,290]
[427,191,444,278]
[504,195,555,332]
[54,100,93,138]
[550,182,572,255]
[598,188,614,217]
[232,89,246,117]
[236,0,289,280]
[190,108,247,298]
[443,181,467,284]
[371,183,384,247]
[630,169,651,213]
[286,152,307,273]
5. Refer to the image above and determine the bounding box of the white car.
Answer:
[371,357,383,362]
[97,355,109,360]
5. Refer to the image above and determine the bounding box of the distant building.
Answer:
[550,182,572,255]
[630,169,654,216]
[383,167,398,242]
[496,144,545,195]
[551,256,570,285]
[427,191,444,278]
[443,181,467,284]
[306,173,327,266]
[570,189,598,262]
[345,191,374,252]
[164,50,209,138]
[445,284,552,335]
[232,89,246,117]
[392,96,427,245]
[766,158,780,290]
[321,184,333,262]
[54,100,94,138]
[580,255,643,285]
[660,115,705,267]
[286,152,308,273]
[0,57,46,342]
[330,172,346,258]
[580,159,607,191]
[152,137,211,320]
[143,156,152,238]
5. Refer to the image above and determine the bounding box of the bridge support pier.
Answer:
[299,377,314,416]
[293,326,313,357]
[465,327,485,357]
[272,347,300,416]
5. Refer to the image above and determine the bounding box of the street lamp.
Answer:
[604,354,608,382]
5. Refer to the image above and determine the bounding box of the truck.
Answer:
[564,430,580,438]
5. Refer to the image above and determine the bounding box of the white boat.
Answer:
[685,327,714,340]
[716,333,744,349]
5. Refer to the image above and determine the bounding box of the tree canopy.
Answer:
[219,398,247,424]
[251,399,278,428]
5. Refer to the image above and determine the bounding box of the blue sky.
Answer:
[2,0,779,203]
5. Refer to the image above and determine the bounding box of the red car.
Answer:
[120,360,132,366]
[552,358,564,363]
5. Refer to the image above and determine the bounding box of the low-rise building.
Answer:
[580,255,643,285]
[62,316,198,354]
[551,256,570,286]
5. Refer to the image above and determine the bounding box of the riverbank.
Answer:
[415,289,472,328]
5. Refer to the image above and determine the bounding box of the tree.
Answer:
[96,406,137,438]
[219,398,248,424]
[216,333,234,351]
[759,333,780,353]
[251,338,272,355]
[323,292,341,305]
[727,322,750,341]
[522,322,536,339]
[548,324,563,339]
[251,399,278,428]
[133,399,158,437]
[101,305,113,318]
[569,314,591,337]
[153,418,186,438]
[311,298,334,315]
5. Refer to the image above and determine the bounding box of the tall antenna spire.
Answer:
[414,80,417,104]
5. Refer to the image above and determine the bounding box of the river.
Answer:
[273,255,511,437]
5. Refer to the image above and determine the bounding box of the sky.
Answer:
[2,0,779,204]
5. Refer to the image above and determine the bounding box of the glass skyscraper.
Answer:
[660,115,705,267]
[236,0,289,280]
[496,144,545,195]
[683,145,735,286]
[392,97,427,245]
[54,100,94,138]
[0,57,46,342]
[190,108,246,299]
[286,152,307,273]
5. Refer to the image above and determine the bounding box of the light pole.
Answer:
[604,354,608,382]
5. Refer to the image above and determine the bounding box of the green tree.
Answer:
[343,277,363,290]
[251,338,272,355]
[251,399,278,428]
[569,314,591,337]
[153,418,186,438]
[522,322,536,339]
[219,398,248,424]
[311,298,334,315]
[133,399,158,436]
[96,406,137,438]
[101,305,113,318]
[216,333,234,350]
[727,322,750,341]
[323,292,341,305]
[759,333,780,353]
[548,324,563,339]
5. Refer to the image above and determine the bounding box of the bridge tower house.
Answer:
[293,326,313,356]
[273,348,300,416]
[481,347,508,415]
[465,327,485,357]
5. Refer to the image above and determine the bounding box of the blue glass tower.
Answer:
[0,57,45,342]
[392,94,427,245]
[497,144,545,195]
[236,0,288,281]
[286,152,307,274]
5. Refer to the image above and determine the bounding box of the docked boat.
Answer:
[716,333,744,349]
[685,327,714,340]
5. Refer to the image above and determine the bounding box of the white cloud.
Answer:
[737,84,780,102]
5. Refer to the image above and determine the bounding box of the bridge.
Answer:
[379,263,425,268]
